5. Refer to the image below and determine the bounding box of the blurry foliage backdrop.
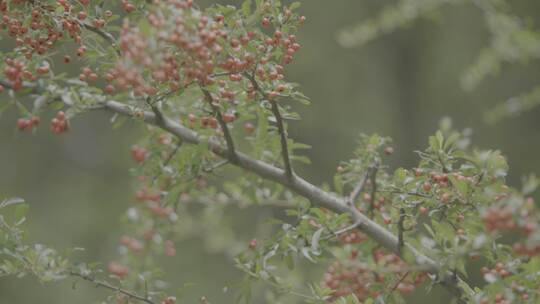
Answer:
[1,0,540,303]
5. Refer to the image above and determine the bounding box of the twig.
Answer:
[390,271,410,293]
[368,164,379,218]
[69,272,156,304]
[348,164,378,210]
[152,141,182,184]
[397,208,406,255]
[269,99,293,178]
[202,159,229,173]
[244,72,294,179]
[200,87,238,163]
[79,22,118,48]
[379,189,433,199]
[348,170,370,206]
[146,98,166,127]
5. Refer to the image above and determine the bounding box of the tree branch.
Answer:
[1,76,473,301]
[100,100,472,301]
[200,87,238,163]
[69,271,156,304]
[244,73,294,178]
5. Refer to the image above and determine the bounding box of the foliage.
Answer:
[0,1,539,304]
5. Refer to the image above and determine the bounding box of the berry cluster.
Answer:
[0,0,108,59]
[148,201,174,218]
[103,0,304,138]
[121,0,137,13]
[338,231,367,244]
[321,249,426,300]
[50,111,68,134]
[482,207,516,232]
[164,240,176,257]
[120,235,144,254]
[161,297,176,304]
[135,187,161,202]
[481,262,512,280]
[130,145,147,163]
[107,261,130,279]
[482,197,540,256]
[17,116,39,131]
[3,58,28,90]
[78,66,99,83]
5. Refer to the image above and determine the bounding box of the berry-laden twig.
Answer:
[69,271,157,304]
[200,86,239,163]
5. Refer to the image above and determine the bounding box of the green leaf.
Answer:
[310,227,324,253]
[0,197,25,208]
[436,131,444,149]
[241,0,252,17]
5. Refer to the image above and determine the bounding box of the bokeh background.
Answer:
[1,1,540,303]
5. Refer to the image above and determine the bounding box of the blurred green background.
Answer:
[1,1,540,303]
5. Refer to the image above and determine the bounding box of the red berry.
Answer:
[384,146,394,155]
[243,122,255,134]
[77,11,87,20]
[130,145,147,163]
[37,66,49,75]
[17,118,29,130]
[249,238,257,250]
[107,262,129,278]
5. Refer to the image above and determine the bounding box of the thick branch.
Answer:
[244,73,294,178]
[70,272,156,304]
[101,100,472,301]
